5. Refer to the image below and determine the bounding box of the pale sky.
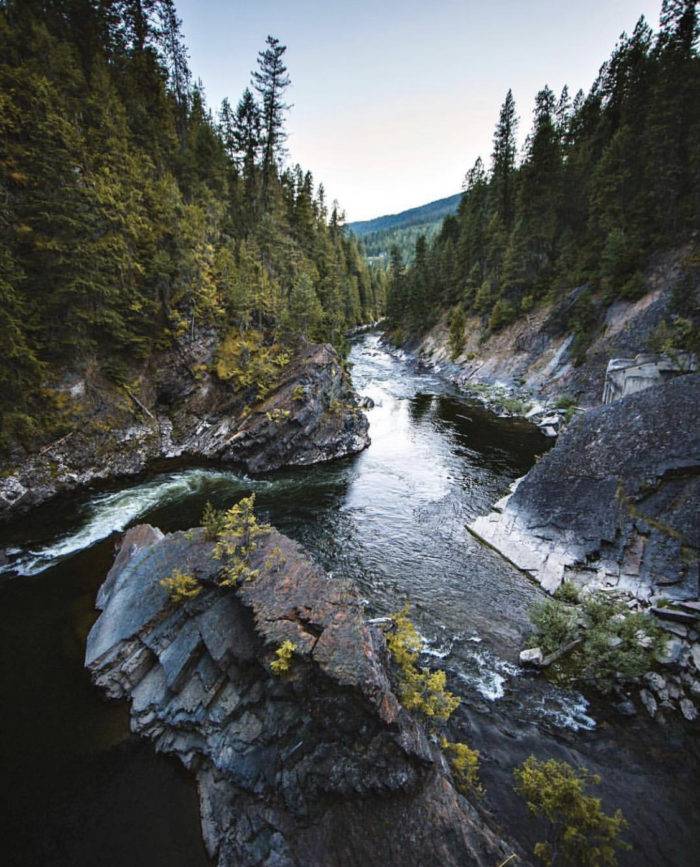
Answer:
[177,0,662,221]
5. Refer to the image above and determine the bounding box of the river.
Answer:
[1,333,697,865]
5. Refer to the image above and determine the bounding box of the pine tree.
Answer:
[491,89,518,228]
[252,35,291,206]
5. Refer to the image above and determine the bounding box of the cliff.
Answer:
[85,523,517,867]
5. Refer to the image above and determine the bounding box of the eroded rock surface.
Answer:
[0,339,368,520]
[86,524,515,867]
[470,373,700,601]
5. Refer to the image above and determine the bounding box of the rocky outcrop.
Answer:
[85,524,516,867]
[602,352,696,404]
[469,373,700,602]
[0,338,369,520]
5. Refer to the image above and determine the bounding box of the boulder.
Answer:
[519,647,543,666]
[85,524,516,867]
[680,698,698,722]
[602,352,696,404]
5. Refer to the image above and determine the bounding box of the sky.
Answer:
[177,0,662,222]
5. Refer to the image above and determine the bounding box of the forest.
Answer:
[0,0,386,451]
[386,0,699,357]
[348,192,461,262]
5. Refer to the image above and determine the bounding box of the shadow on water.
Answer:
[0,332,697,865]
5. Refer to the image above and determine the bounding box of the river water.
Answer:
[1,333,697,865]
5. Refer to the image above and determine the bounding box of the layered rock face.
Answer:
[0,339,368,519]
[470,374,700,601]
[86,524,514,867]
[413,246,698,414]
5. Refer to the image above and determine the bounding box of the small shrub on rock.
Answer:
[385,606,460,722]
[441,737,483,796]
[201,501,226,541]
[215,330,289,398]
[528,598,579,655]
[213,494,270,587]
[554,581,581,604]
[270,640,296,675]
[160,569,202,603]
[514,756,628,866]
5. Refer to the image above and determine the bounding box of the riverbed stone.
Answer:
[680,698,698,722]
[691,644,700,672]
[519,647,543,666]
[640,688,658,718]
[656,638,685,667]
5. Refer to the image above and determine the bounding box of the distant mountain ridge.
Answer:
[347,193,461,262]
[347,193,461,237]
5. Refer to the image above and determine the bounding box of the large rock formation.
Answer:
[0,339,368,520]
[602,352,696,404]
[470,373,700,601]
[85,523,516,867]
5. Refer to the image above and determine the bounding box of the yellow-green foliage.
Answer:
[264,546,286,573]
[441,737,483,796]
[214,330,289,398]
[265,408,291,423]
[514,757,629,866]
[385,606,460,721]
[270,640,296,675]
[292,385,306,401]
[213,494,270,587]
[201,501,226,541]
[160,569,202,604]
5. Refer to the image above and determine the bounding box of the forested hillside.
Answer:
[386,0,699,357]
[0,0,386,451]
[348,193,460,261]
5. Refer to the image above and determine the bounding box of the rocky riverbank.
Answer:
[0,336,369,521]
[400,246,698,434]
[469,372,700,721]
[85,522,518,867]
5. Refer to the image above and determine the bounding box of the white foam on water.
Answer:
[534,691,597,732]
[1,468,256,577]
[457,648,520,701]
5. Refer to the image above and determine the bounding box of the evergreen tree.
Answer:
[252,35,291,206]
[491,89,518,228]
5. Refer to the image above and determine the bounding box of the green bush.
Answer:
[528,598,579,655]
[528,591,665,693]
[554,581,581,604]
[514,756,629,866]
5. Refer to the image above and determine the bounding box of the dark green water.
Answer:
[1,334,697,865]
